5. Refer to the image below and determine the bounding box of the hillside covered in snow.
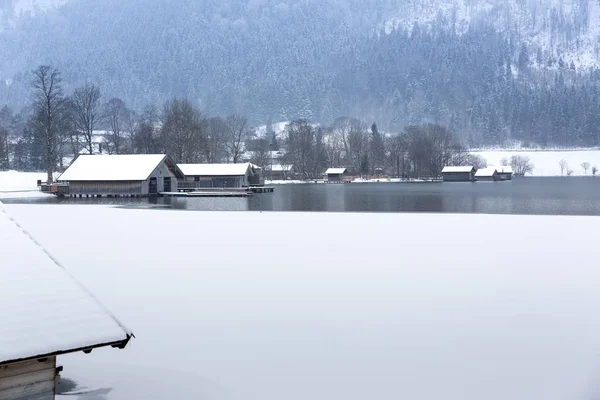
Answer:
[1,0,599,146]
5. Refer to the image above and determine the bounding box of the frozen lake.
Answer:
[3,205,600,400]
[3,177,600,216]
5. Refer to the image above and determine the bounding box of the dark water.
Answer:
[3,177,600,215]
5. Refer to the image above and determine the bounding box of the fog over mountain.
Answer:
[1,0,600,145]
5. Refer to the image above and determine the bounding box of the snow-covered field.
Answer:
[472,150,600,176]
[4,204,600,400]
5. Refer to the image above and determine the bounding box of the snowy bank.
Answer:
[472,150,600,176]
[0,170,55,199]
[6,205,600,400]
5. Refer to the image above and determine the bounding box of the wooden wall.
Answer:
[0,357,56,400]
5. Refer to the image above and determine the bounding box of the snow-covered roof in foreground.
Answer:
[0,205,131,365]
[178,163,253,176]
[475,167,498,177]
[58,154,169,182]
[326,168,346,174]
[442,166,475,173]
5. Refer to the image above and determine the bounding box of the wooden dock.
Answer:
[160,189,253,198]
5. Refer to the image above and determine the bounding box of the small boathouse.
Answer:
[177,163,263,190]
[326,168,347,183]
[442,166,476,182]
[474,167,498,181]
[57,154,183,196]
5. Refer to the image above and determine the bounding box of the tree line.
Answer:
[0,65,503,182]
[0,66,269,182]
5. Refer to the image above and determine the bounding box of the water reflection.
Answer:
[3,177,600,216]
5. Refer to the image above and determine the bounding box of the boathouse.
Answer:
[475,167,498,181]
[495,166,513,180]
[0,206,132,400]
[326,168,347,183]
[178,162,262,190]
[441,166,476,182]
[267,164,294,181]
[58,154,183,196]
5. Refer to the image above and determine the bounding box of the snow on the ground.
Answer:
[0,170,47,191]
[472,150,600,176]
[0,170,55,199]
[5,205,600,400]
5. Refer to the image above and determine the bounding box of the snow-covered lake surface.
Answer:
[472,150,600,176]
[4,205,600,400]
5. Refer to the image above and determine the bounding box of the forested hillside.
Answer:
[1,0,599,146]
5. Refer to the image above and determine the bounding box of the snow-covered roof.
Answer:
[58,154,175,182]
[326,168,347,174]
[475,167,498,177]
[0,205,131,365]
[442,166,475,173]
[494,166,513,174]
[178,163,253,177]
[268,164,293,172]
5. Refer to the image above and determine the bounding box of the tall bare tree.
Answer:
[581,162,591,175]
[31,65,67,183]
[202,117,227,163]
[225,114,248,163]
[160,98,205,163]
[132,106,160,154]
[103,97,130,154]
[559,159,568,176]
[70,84,103,155]
[282,120,326,178]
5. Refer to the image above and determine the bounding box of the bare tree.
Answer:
[248,137,271,168]
[70,84,103,155]
[465,154,487,170]
[204,117,228,163]
[132,106,160,154]
[31,65,67,183]
[593,166,598,176]
[347,121,370,173]
[225,114,249,163]
[103,98,130,154]
[511,155,534,176]
[160,98,205,163]
[282,120,325,178]
[567,168,574,176]
[559,159,568,176]
[500,157,509,166]
[581,162,591,175]
[123,109,140,153]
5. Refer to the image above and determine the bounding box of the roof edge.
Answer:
[0,335,133,367]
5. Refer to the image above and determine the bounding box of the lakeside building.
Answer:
[442,166,476,182]
[177,163,263,190]
[0,207,132,400]
[57,154,183,196]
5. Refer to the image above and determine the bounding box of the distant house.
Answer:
[266,164,294,181]
[178,162,263,189]
[442,166,476,182]
[475,167,498,181]
[494,166,513,181]
[0,208,132,400]
[58,154,183,196]
[326,168,347,183]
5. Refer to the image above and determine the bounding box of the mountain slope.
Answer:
[383,0,600,69]
[0,0,599,146]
